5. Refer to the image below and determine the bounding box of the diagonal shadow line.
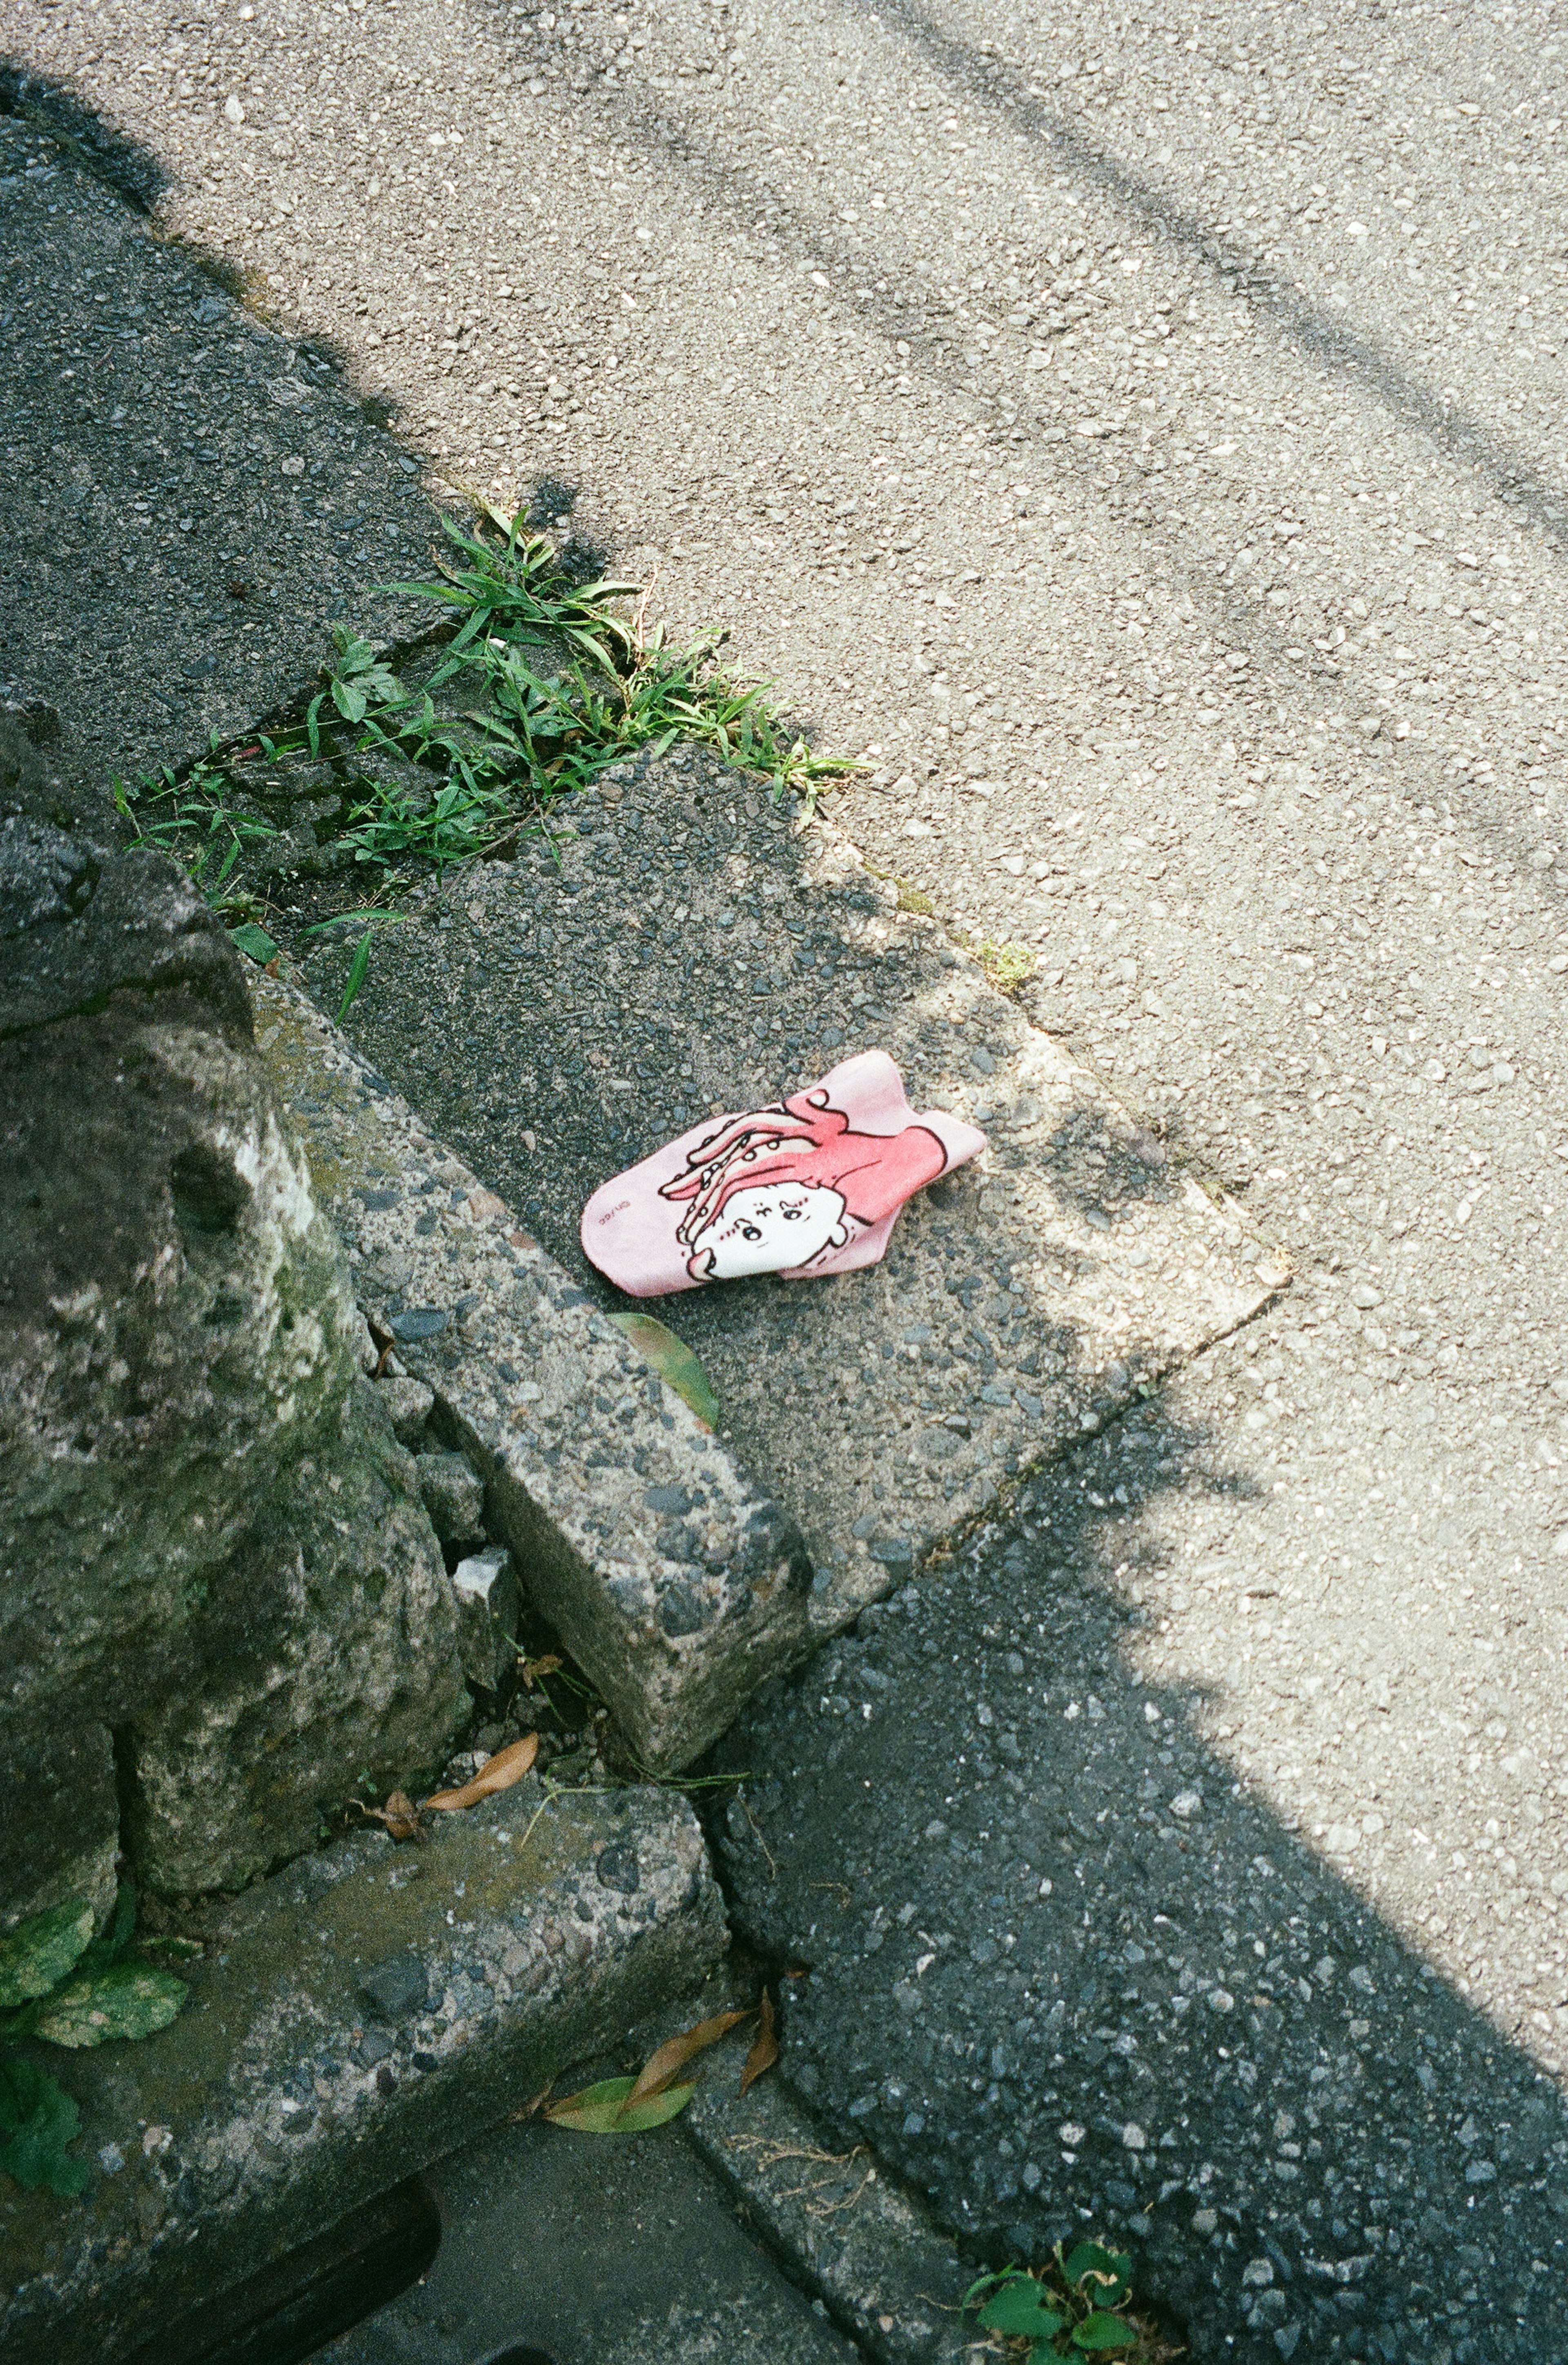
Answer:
[454,25,1564,880]
[844,0,1568,550]
[456,0,1568,804]
[0,58,168,209]
[707,1387,1568,2357]
[472,0,1568,573]
[12,24,1553,885]
[463,17,1327,689]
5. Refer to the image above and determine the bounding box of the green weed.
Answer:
[111,759,277,916]
[0,1886,190,2200]
[964,2242,1178,2361]
[975,939,1038,996]
[112,509,860,952]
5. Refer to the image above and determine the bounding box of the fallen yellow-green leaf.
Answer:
[543,2074,697,2134]
[606,1312,719,1428]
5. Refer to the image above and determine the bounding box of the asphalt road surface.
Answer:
[7,0,1568,2354]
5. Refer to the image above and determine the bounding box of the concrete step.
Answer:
[0,1782,723,2365]
[253,970,815,1774]
[302,743,1282,1637]
[320,1962,974,2365]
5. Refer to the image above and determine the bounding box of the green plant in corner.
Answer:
[965,2240,1172,2359]
[975,939,1037,997]
[112,762,278,918]
[0,1885,190,2199]
[307,624,409,738]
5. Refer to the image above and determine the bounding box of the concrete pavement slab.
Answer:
[685,2060,972,2365]
[297,742,1276,1633]
[319,2110,860,2365]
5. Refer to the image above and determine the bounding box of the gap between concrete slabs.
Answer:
[318,2091,865,2365]
[0,1783,723,2365]
[299,741,1287,1634]
[321,1959,976,2365]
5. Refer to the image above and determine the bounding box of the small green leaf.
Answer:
[0,2057,89,2196]
[0,1904,96,2009]
[978,2281,1068,2339]
[543,2074,697,2133]
[33,1960,188,2048]
[1070,2311,1138,2352]
[1062,2242,1132,2304]
[336,928,374,1021]
[229,922,279,965]
[69,1881,140,1986]
[606,1312,719,1428]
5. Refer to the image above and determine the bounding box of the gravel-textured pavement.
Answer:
[0,100,437,783]
[6,0,1568,2354]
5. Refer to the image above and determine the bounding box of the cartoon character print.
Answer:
[658,1085,949,1282]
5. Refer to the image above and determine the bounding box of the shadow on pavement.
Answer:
[303,735,1265,1615]
[0,58,168,210]
[456,0,1568,617]
[8,49,1566,2363]
[846,0,1568,547]
[0,73,500,792]
[710,1389,1568,2364]
[461,0,1566,898]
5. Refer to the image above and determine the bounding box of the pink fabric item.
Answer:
[581,1049,987,1299]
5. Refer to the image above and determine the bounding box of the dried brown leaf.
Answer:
[425,1732,539,1812]
[741,1988,780,2094]
[624,2009,752,2110]
[519,1654,563,1692]
[354,1788,425,1842]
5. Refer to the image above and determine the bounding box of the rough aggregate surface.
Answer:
[715,1446,1568,2362]
[309,742,1274,1632]
[0,1779,724,2365]
[5,0,1568,2350]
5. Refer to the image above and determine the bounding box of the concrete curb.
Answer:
[0,1782,724,2365]
[252,970,815,1774]
[307,746,1287,1640]
[686,2072,973,2365]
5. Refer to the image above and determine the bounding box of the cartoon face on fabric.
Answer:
[683,1180,852,1280]
[579,1049,989,1300]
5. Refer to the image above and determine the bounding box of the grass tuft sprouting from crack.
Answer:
[113,507,861,966]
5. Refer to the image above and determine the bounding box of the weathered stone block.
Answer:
[251,973,816,1775]
[125,1386,465,1894]
[451,1547,523,1692]
[0,724,463,1920]
[416,1448,487,1547]
[0,767,359,1736]
[0,1724,119,1934]
[378,1372,435,1447]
